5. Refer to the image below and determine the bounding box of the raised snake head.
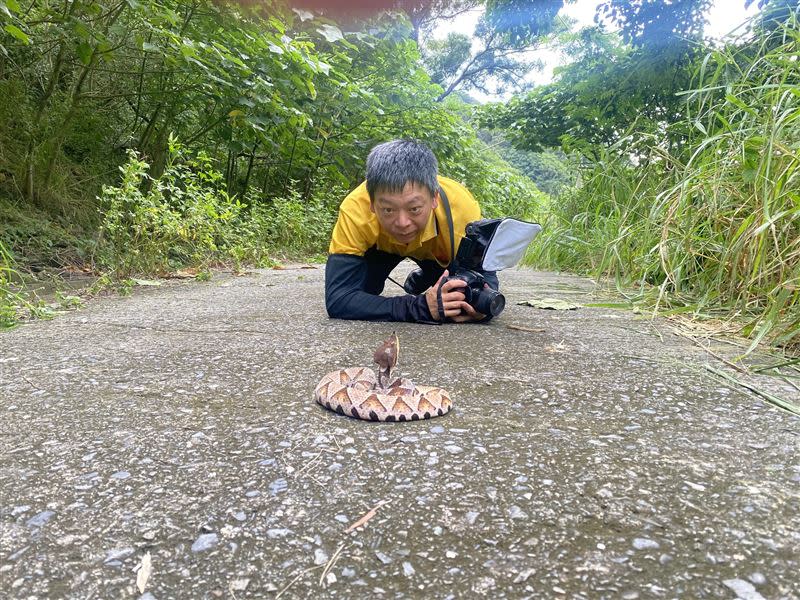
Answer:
[373,332,399,388]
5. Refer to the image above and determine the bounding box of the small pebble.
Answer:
[191,533,218,553]
[104,547,135,563]
[508,506,528,519]
[267,528,292,539]
[269,479,288,495]
[632,538,659,550]
[26,511,55,528]
[723,578,766,600]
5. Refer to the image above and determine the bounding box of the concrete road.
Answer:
[1,264,798,599]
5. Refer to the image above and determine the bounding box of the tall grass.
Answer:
[528,18,800,350]
[0,240,39,328]
[0,240,17,327]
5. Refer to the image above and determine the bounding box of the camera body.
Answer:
[444,267,505,317]
[443,219,507,317]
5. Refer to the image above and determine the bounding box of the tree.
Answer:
[596,0,713,49]
[477,0,759,158]
[422,0,565,100]
[398,0,481,43]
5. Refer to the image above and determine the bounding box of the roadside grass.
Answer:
[96,140,337,280]
[526,18,800,353]
[0,240,52,328]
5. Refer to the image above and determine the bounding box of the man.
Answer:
[325,139,498,323]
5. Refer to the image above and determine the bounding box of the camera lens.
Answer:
[475,289,506,317]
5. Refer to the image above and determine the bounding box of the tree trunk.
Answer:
[283,129,299,196]
[241,141,260,199]
[40,1,128,197]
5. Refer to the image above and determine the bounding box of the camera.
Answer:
[443,218,542,318]
[444,267,505,317]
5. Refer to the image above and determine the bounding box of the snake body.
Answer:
[314,367,452,421]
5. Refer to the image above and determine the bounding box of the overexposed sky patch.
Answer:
[429,0,761,100]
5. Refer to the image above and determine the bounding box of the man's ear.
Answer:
[369,199,376,214]
[432,190,439,210]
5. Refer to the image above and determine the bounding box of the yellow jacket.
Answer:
[329,176,482,265]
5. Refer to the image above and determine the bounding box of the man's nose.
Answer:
[396,211,412,227]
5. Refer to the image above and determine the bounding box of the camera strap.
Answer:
[437,185,455,322]
[438,186,456,266]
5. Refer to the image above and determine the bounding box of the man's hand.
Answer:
[425,270,486,323]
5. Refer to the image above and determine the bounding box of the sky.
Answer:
[430,0,762,100]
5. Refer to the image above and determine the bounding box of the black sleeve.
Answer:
[325,254,435,323]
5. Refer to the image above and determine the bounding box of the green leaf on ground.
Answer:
[518,298,581,310]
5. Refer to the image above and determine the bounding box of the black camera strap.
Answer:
[436,185,456,322]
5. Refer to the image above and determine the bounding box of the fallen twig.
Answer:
[319,543,347,586]
[295,452,323,477]
[344,500,391,533]
[505,324,546,333]
[22,376,42,390]
[276,566,323,600]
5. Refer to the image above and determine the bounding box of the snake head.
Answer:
[373,332,399,385]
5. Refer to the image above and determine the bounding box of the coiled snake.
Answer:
[314,333,453,421]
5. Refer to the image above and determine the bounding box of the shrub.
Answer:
[98,139,244,275]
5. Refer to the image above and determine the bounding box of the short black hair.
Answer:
[366,139,438,200]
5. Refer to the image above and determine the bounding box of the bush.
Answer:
[98,139,341,275]
[0,240,17,327]
[98,139,245,275]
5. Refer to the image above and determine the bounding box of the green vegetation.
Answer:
[0,239,19,327]
[0,0,548,326]
[2,0,799,352]
[481,3,800,350]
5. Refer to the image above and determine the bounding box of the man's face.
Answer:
[370,182,438,245]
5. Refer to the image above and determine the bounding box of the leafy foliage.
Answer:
[477,26,703,157]
[0,0,542,284]
[596,0,713,49]
[523,13,800,348]
[485,0,564,44]
[421,0,565,100]
[0,239,18,327]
